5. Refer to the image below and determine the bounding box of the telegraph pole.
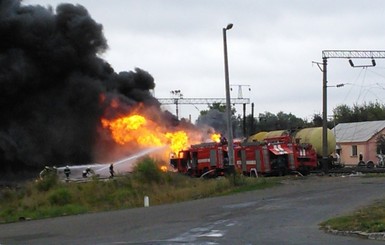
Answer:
[223,23,234,171]
[320,50,385,174]
[322,57,328,174]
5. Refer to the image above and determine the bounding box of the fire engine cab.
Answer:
[170,142,233,177]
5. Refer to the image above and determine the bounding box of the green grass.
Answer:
[320,200,385,233]
[0,157,281,223]
[362,173,385,178]
[321,173,385,234]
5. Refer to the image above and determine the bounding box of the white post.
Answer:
[144,196,149,207]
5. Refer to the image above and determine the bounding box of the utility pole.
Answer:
[319,50,385,174]
[223,23,234,171]
[322,57,328,174]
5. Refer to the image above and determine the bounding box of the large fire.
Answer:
[100,110,222,173]
[101,115,163,146]
[101,114,190,156]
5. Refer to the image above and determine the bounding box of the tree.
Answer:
[333,102,385,123]
[246,114,257,135]
[276,111,306,129]
[255,111,306,132]
[199,102,235,116]
[310,113,323,127]
[257,112,278,132]
[333,104,352,123]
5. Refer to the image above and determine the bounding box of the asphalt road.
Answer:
[1,175,385,245]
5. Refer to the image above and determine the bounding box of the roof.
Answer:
[332,120,385,143]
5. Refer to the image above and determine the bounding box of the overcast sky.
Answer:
[24,0,385,122]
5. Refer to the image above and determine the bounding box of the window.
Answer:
[351,145,357,156]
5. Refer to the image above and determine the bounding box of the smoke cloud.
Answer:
[0,0,168,172]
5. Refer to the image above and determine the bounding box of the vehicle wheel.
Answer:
[367,161,374,168]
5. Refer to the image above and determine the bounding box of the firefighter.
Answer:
[88,167,94,176]
[335,152,341,164]
[39,166,55,180]
[64,166,71,180]
[109,164,114,178]
[82,167,94,178]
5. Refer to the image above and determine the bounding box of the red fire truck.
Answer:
[170,135,318,177]
[234,136,318,176]
[170,142,234,177]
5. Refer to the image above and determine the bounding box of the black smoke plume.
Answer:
[0,0,168,172]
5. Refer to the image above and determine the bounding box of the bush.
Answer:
[49,188,72,205]
[36,174,58,192]
[0,156,283,223]
[133,157,163,184]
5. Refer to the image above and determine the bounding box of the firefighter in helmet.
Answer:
[82,167,94,178]
[64,165,71,180]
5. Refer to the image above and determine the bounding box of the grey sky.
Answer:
[24,0,385,121]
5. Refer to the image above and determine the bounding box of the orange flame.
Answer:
[160,165,168,172]
[101,115,163,146]
[166,131,188,154]
[101,114,191,155]
[211,133,221,143]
